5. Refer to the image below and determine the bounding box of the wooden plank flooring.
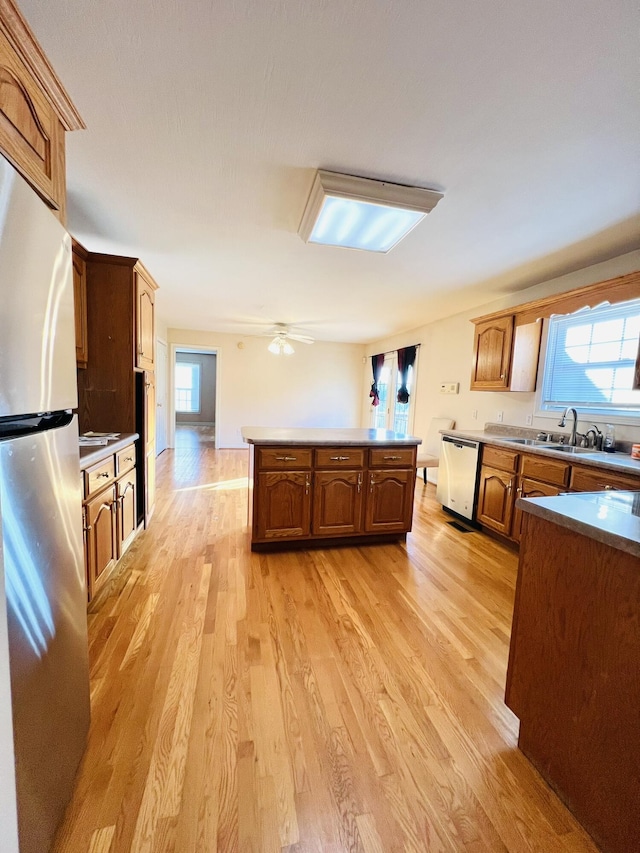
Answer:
[52,440,599,852]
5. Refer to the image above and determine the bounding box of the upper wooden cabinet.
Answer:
[72,239,88,367]
[470,270,640,394]
[136,267,156,370]
[0,0,84,221]
[470,315,542,392]
[470,316,514,390]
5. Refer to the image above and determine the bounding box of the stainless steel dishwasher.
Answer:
[436,436,480,521]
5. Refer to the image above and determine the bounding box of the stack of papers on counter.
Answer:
[79,431,121,445]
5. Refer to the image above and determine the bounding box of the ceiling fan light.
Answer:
[268,339,282,355]
[282,341,294,355]
[298,170,443,253]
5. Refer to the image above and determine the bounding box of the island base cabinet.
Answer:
[248,441,418,548]
[312,471,363,536]
[365,469,414,532]
[506,513,640,853]
[256,471,311,540]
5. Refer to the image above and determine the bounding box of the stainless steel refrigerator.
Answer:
[0,156,90,853]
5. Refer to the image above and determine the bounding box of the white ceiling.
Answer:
[20,0,640,343]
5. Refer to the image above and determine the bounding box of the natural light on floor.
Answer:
[174,477,248,493]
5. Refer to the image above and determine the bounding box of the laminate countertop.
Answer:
[79,433,139,470]
[241,427,422,446]
[517,490,640,558]
[441,428,640,478]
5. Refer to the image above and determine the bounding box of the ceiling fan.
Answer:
[262,324,315,355]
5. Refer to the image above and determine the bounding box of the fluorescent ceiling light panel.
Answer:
[298,170,444,253]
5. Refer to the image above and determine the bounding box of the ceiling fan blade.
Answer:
[288,334,314,344]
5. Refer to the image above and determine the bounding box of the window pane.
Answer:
[541,298,640,415]
[175,361,201,413]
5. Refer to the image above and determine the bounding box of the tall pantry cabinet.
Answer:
[76,252,158,527]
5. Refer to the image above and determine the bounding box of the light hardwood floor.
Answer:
[53,443,599,853]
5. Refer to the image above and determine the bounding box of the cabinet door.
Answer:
[470,316,514,390]
[145,442,156,526]
[476,465,515,536]
[364,469,414,533]
[313,471,363,536]
[255,471,311,540]
[116,471,137,557]
[511,477,562,543]
[136,271,156,370]
[0,29,66,217]
[144,373,156,525]
[72,243,88,367]
[85,485,117,601]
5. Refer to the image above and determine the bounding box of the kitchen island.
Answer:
[505,490,640,853]
[242,427,421,549]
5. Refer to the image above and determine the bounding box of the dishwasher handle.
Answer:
[441,436,479,451]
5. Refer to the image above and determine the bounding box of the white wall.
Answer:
[167,329,365,447]
[363,251,640,449]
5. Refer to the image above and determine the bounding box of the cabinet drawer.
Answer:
[116,445,136,475]
[520,453,569,487]
[369,447,415,468]
[257,447,312,470]
[570,465,640,492]
[85,456,115,498]
[315,447,365,469]
[482,444,519,473]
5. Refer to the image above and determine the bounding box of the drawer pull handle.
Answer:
[123,456,134,463]
[97,472,111,479]
[275,455,297,462]
[383,455,401,461]
[329,455,350,461]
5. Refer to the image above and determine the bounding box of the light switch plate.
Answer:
[439,382,459,394]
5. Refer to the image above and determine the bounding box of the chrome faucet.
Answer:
[558,407,578,446]
[585,424,603,450]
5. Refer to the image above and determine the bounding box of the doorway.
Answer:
[171,347,219,449]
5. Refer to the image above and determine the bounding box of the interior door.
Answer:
[156,339,167,454]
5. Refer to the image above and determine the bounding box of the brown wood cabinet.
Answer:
[72,239,88,367]
[136,269,156,370]
[81,439,139,602]
[506,511,640,853]
[569,463,640,493]
[249,440,418,548]
[476,441,640,544]
[77,253,158,527]
[470,316,513,390]
[0,0,84,221]
[470,316,542,393]
[476,445,518,535]
[256,471,312,540]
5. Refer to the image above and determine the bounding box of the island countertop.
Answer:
[517,490,640,558]
[241,427,422,446]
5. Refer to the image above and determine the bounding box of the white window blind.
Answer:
[541,298,640,415]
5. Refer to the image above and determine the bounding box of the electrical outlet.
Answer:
[472,409,478,420]
[526,414,533,426]
[497,411,504,422]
